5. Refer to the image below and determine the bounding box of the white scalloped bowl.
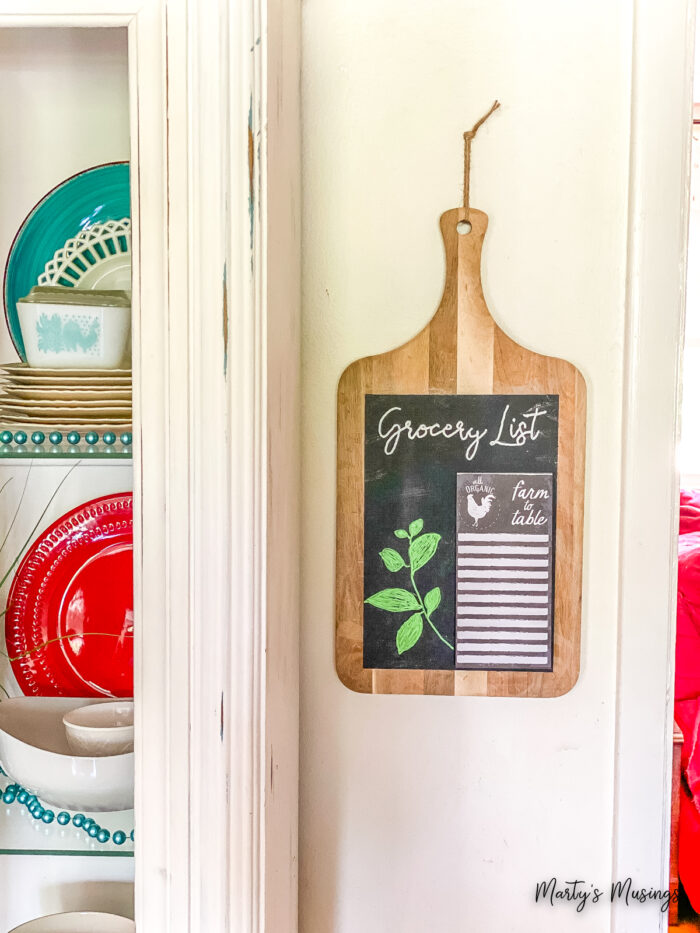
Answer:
[9,912,134,933]
[0,698,133,812]
[38,219,131,293]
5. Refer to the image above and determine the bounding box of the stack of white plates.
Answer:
[0,363,131,432]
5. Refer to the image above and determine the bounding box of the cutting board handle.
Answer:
[433,98,499,338]
[428,206,494,395]
[439,206,489,309]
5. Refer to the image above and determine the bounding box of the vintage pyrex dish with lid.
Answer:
[16,287,131,369]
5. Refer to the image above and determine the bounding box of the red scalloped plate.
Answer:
[5,493,133,697]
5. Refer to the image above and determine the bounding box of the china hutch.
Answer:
[0,2,300,931]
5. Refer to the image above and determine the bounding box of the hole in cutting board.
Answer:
[456,220,472,235]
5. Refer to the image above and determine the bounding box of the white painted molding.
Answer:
[138,0,301,929]
[612,0,695,930]
[255,0,301,927]
[0,2,300,931]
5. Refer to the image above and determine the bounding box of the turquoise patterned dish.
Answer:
[3,163,130,361]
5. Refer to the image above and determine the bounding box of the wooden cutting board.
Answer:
[335,206,586,697]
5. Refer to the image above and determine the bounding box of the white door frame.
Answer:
[613,0,694,930]
[0,2,300,931]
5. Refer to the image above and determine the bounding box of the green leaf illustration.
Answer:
[396,612,423,654]
[408,533,441,573]
[379,548,406,572]
[366,520,453,655]
[365,588,420,612]
[424,587,441,615]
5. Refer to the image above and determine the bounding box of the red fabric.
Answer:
[675,489,700,910]
[681,488,700,536]
[681,779,700,911]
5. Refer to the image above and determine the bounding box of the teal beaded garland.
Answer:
[85,431,99,445]
[13,431,27,445]
[103,432,116,445]
[67,431,80,445]
[1,781,133,846]
[49,431,63,444]
[120,432,132,445]
[0,431,12,444]
[31,432,45,444]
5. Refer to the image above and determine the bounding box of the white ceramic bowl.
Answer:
[63,701,134,757]
[17,300,131,369]
[0,698,133,812]
[9,911,134,933]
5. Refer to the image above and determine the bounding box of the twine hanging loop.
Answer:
[463,100,500,212]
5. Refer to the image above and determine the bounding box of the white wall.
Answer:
[300,2,632,931]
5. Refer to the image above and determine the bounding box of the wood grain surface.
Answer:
[336,207,586,697]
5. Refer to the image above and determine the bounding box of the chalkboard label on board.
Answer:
[363,394,558,671]
[455,472,554,672]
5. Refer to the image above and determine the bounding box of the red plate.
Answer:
[5,493,133,697]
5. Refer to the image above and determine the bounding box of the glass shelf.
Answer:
[0,774,134,857]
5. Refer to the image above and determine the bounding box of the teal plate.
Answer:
[3,163,130,361]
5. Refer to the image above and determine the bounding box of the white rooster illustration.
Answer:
[467,493,495,527]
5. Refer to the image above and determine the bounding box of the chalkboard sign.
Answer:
[335,204,586,698]
[363,394,558,672]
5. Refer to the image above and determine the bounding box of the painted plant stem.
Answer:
[409,563,453,650]
[365,518,453,656]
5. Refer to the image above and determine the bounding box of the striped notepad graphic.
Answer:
[455,473,554,671]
